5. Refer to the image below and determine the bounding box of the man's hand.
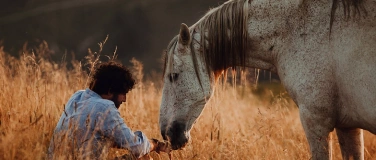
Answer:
[150,138,172,154]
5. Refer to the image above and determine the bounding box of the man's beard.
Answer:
[111,94,121,109]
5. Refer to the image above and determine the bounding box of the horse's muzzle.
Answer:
[164,120,189,150]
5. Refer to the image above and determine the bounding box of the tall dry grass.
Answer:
[0,42,376,160]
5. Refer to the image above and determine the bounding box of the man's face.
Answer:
[111,93,126,109]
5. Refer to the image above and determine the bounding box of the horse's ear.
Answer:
[179,23,191,45]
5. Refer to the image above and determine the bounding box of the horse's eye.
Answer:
[168,73,179,82]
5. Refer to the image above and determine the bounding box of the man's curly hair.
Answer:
[89,61,136,95]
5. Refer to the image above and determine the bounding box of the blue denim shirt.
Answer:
[47,89,151,159]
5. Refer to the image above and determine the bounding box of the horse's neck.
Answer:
[194,0,339,74]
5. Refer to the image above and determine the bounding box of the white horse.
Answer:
[159,0,376,159]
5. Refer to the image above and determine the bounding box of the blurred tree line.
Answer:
[0,0,222,73]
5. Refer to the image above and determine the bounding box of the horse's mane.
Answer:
[192,0,250,75]
[163,0,367,77]
[190,0,366,73]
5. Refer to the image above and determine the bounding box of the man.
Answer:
[47,61,170,159]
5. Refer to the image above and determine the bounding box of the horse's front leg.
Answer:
[299,106,335,160]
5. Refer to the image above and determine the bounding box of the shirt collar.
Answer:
[84,88,102,99]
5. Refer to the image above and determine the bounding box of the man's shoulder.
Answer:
[90,100,119,118]
[69,89,116,111]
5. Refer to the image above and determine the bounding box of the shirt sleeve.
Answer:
[100,106,151,158]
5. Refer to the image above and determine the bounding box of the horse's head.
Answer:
[159,0,293,150]
[159,23,213,150]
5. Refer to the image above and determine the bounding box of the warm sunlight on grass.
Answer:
[0,43,376,159]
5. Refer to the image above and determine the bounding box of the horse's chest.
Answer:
[278,53,333,101]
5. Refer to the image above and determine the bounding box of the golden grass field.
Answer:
[0,43,376,160]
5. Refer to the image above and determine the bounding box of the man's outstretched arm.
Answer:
[101,106,152,158]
